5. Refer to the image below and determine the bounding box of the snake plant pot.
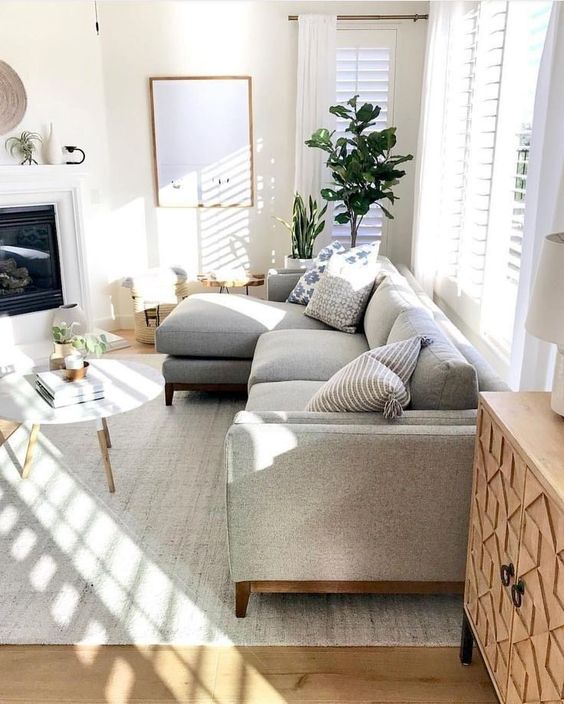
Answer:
[284,255,314,270]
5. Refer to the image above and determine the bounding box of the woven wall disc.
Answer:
[0,61,27,135]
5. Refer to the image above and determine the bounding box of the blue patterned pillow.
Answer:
[286,241,346,305]
[342,241,380,265]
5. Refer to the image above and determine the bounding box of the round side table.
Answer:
[0,359,164,492]
[198,273,265,295]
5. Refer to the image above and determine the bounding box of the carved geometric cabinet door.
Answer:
[465,408,526,699]
[507,470,564,704]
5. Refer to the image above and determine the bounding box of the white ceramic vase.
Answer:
[52,303,88,335]
[44,122,63,165]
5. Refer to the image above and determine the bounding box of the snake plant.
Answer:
[275,193,327,260]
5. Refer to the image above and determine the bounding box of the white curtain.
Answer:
[294,14,337,234]
[509,3,564,390]
[411,2,462,295]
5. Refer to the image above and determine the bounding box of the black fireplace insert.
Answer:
[0,205,64,316]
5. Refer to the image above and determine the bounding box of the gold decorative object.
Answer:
[65,361,90,382]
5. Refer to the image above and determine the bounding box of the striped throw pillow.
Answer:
[305,336,432,418]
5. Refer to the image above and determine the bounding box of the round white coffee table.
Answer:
[0,359,164,493]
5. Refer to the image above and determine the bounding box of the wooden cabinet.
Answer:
[462,393,564,704]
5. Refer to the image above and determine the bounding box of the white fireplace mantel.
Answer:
[0,165,92,367]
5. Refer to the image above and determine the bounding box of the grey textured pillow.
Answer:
[306,335,431,418]
[304,252,379,333]
[387,308,479,410]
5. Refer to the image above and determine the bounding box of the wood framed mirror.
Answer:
[150,76,254,208]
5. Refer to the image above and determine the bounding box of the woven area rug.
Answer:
[0,355,462,645]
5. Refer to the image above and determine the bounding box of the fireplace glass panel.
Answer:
[0,205,64,316]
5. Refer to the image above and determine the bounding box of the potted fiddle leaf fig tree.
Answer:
[306,96,413,248]
[275,193,327,269]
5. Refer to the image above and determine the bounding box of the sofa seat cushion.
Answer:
[387,307,479,410]
[363,273,424,348]
[248,329,369,388]
[156,293,331,358]
[246,380,325,412]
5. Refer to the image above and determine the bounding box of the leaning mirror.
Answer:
[150,76,254,207]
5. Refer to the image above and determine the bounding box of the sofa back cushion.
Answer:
[362,274,423,348]
[387,307,479,410]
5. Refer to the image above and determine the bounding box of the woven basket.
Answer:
[123,269,189,345]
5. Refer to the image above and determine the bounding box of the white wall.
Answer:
[0,0,428,330]
[0,1,116,334]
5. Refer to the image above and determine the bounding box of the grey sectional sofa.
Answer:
[156,258,508,616]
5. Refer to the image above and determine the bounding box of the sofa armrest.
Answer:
[225,421,476,583]
[266,269,303,302]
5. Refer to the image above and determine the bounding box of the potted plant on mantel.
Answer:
[275,193,327,269]
[306,96,413,248]
[50,322,108,370]
[4,131,42,165]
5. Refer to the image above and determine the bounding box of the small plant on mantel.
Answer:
[4,131,42,165]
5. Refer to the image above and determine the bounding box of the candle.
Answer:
[64,354,84,370]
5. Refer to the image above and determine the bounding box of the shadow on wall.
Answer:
[105,132,286,323]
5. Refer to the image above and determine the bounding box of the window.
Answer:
[334,28,396,248]
[434,1,551,358]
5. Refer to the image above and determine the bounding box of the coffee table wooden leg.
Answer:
[102,417,112,448]
[96,419,115,493]
[22,424,40,479]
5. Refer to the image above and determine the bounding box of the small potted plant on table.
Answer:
[50,322,108,371]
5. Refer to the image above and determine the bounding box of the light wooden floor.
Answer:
[0,330,496,703]
[0,645,495,703]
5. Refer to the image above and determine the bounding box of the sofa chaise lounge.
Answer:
[156,258,508,616]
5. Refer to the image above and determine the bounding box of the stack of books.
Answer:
[35,367,106,408]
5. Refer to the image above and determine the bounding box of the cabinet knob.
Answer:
[500,563,515,587]
[511,579,525,608]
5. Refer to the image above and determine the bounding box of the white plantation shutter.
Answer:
[333,31,395,247]
[504,6,552,287]
[434,1,550,359]
[335,48,390,129]
[438,6,479,283]
[438,2,506,300]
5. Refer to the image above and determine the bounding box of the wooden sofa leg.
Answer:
[235,582,251,618]
[165,383,174,406]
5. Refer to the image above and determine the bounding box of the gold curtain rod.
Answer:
[287,14,428,22]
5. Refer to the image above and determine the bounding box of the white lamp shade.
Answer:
[525,233,564,347]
